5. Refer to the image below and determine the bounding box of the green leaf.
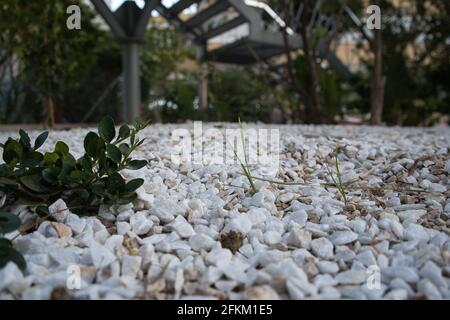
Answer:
[3,139,23,165]
[66,189,91,210]
[55,141,69,157]
[0,239,12,247]
[22,151,44,167]
[35,206,50,218]
[90,180,106,196]
[34,131,49,150]
[0,177,18,187]
[106,159,119,172]
[13,190,43,205]
[98,116,115,143]
[19,129,31,149]
[97,152,108,176]
[44,152,59,163]
[136,138,146,147]
[106,144,122,163]
[117,193,137,205]
[119,143,130,155]
[70,207,90,216]
[125,178,144,193]
[20,174,48,193]
[0,244,26,271]
[59,157,77,183]
[69,170,91,182]
[0,164,12,177]
[106,172,125,195]
[126,160,147,170]
[63,153,77,166]
[42,168,58,183]
[0,211,21,234]
[119,124,130,139]
[78,154,92,170]
[84,132,101,158]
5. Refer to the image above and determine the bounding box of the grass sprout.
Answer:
[227,119,257,194]
[325,154,348,205]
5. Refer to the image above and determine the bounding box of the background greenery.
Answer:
[0,0,448,126]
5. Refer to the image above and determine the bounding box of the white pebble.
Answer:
[205,248,232,267]
[328,231,358,245]
[90,242,116,269]
[170,216,196,238]
[335,270,367,285]
[189,234,216,251]
[0,262,23,292]
[121,255,142,278]
[311,238,334,259]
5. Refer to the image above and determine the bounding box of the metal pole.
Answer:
[122,41,141,124]
[197,46,208,110]
[198,62,208,110]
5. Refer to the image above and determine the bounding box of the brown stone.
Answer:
[51,222,72,238]
[220,231,244,254]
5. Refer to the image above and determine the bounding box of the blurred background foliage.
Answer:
[0,0,448,126]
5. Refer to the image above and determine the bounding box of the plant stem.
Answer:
[227,119,257,194]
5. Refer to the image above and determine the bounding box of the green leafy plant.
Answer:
[0,116,150,215]
[0,210,25,270]
[325,154,348,205]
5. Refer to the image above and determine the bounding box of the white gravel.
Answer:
[0,123,449,300]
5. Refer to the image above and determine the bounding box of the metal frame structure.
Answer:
[91,0,352,123]
[91,0,159,123]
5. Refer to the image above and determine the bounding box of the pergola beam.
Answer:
[155,3,204,45]
[135,0,161,39]
[184,1,230,29]
[169,0,199,15]
[201,16,247,40]
[91,0,127,40]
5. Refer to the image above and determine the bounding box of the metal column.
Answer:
[122,42,141,123]
[91,0,157,123]
[198,63,208,110]
[196,45,208,110]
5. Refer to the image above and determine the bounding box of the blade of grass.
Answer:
[325,155,348,204]
[238,118,249,167]
[231,140,257,194]
[226,120,257,194]
[334,157,348,204]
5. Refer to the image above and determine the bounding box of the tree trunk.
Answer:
[47,95,55,127]
[300,0,322,124]
[370,12,384,125]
